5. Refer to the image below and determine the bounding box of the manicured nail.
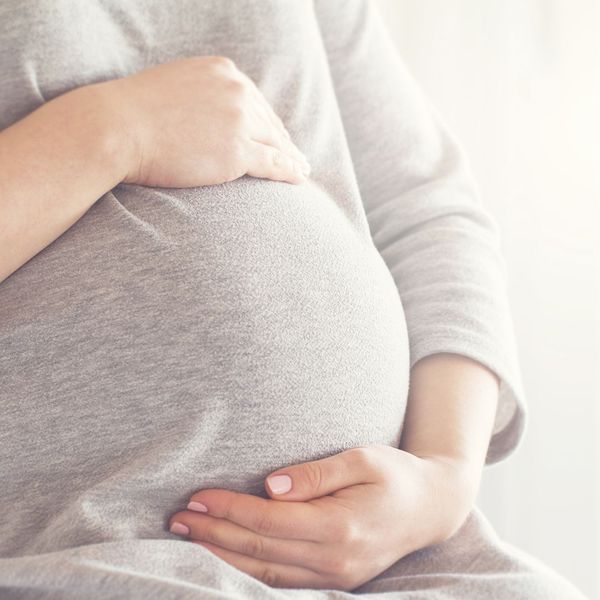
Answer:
[187,501,209,513]
[170,521,190,536]
[267,474,292,494]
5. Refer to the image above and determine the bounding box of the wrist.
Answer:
[419,454,482,544]
[66,80,139,186]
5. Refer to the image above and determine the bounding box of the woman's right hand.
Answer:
[95,55,311,188]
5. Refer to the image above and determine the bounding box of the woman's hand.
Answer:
[168,444,479,591]
[93,55,310,188]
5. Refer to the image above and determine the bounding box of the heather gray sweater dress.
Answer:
[0,0,587,598]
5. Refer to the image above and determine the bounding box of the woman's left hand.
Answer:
[168,444,477,591]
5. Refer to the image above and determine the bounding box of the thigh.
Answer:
[353,505,588,599]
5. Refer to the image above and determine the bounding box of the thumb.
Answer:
[264,447,374,501]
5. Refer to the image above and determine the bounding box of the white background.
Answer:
[374,1,600,598]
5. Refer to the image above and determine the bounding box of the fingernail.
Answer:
[187,501,209,513]
[267,474,292,494]
[170,521,190,536]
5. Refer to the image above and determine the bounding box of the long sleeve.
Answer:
[313,0,527,465]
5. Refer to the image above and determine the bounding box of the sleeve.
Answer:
[312,0,527,465]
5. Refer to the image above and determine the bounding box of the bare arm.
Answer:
[0,56,310,286]
[400,352,500,536]
[0,85,126,284]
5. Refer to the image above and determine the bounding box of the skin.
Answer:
[168,352,500,591]
[0,55,309,284]
[0,53,501,593]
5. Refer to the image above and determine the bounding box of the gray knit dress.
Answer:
[0,0,587,598]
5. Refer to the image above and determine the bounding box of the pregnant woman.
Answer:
[0,0,587,598]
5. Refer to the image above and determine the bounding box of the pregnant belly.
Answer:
[0,176,410,555]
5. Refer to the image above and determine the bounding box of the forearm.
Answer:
[0,83,128,284]
[400,352,500,501]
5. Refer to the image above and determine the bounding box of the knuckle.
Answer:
[224,104,247,130]
[224,77,247,96]
[324,554,355,578]
[209,55,236,70]
[241,535,265,559]
[201,520,219,543]
[302,461,324,492]
[258,566,280,588]
[252,511,276,536]
[350,445,380,473]
[268,148,285,168]
[332,516,359,545]
[219,492,239,522]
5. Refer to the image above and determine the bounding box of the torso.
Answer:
[0,0,410,556]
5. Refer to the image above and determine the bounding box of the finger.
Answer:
[254,95,297,153]
[262,101,292,143]
[183,488,329,541]
[191,540,335,590]
[169,510,330,572]
[246,101,309,168]
[238,71,294,142]
[265,446,381,501]
[236,71,311,174]
[243,139,309,184]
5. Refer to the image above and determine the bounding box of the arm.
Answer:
[170,354,503,589]
[313,0,527,466]
[0,57,307,286]
[400,352,500,537]
[403,352,500,483]
[0,84,128,284]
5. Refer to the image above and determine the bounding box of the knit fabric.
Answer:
[0,0,586,598]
